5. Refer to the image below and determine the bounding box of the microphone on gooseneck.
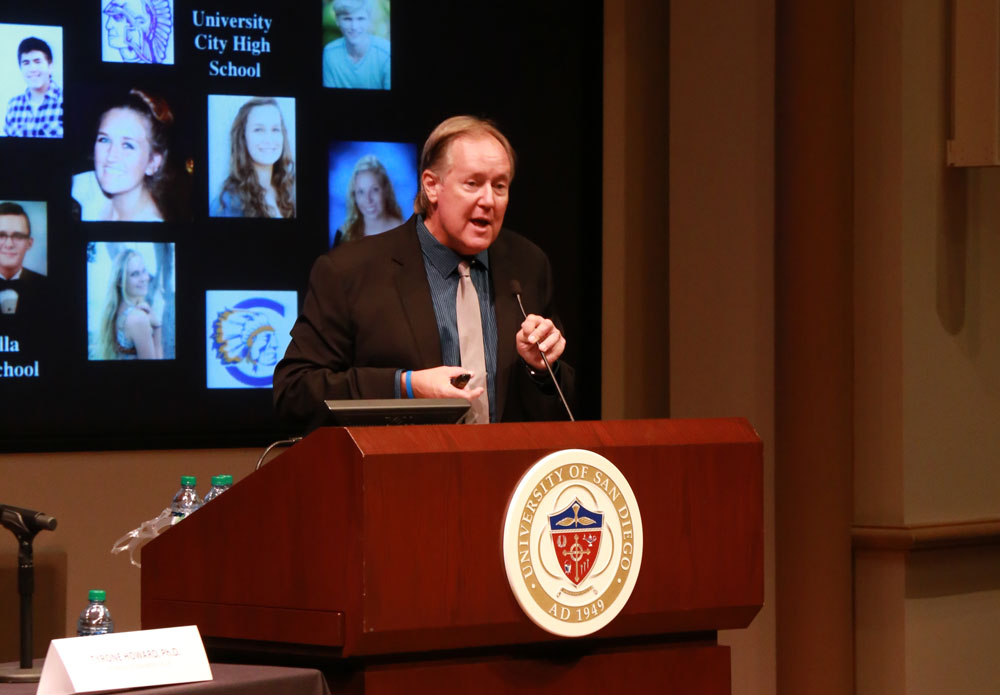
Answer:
[510,280,575,422]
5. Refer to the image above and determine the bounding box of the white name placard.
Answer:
[37,625,212,695]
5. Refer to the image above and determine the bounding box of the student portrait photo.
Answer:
[322,0,391,90]
[71,88,182,222]
[0,201,47,316]
[208,94,296,219]
[0,24,64,138]
[102,0,175,65]
[86,241,175,360]
[328,140,416,247]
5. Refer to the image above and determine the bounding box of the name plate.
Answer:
[37,625,212,695]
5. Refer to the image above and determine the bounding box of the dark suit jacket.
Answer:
[1,266,46,316]
[273,217,574,431]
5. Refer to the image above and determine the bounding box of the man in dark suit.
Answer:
[0,202,46,316]
[274,116,573,431]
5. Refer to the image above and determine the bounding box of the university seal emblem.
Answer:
[502,449,643,637]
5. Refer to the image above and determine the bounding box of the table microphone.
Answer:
[510,280,575,421]
[0,504,57,534]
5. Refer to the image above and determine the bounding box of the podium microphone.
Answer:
[510,280,575,422]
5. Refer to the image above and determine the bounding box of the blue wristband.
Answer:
[405,370,414,399]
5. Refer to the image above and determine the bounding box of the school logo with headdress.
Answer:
[502,449,643,637]
[205,290,296,389]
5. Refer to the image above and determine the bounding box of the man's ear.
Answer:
[421,169,440,205]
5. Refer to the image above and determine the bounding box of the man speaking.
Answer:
[273,116,574,431]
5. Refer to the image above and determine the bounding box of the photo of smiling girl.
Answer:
[86,241,175,361]
[327,139,416,247]
[208,95,296,219]
[70,89,176,222]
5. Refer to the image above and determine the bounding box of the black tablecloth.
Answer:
[0,661,331,695]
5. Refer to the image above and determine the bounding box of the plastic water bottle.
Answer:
[170,475,202,524]
[202,474,233,504]
[76,589,114,636]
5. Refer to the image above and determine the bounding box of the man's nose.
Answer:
[478,185,495,208]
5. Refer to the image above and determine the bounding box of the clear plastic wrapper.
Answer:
[110,508,172,568]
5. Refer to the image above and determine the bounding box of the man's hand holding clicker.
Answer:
[404,365,485,402]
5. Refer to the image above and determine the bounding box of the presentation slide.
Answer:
[0,0,602,451]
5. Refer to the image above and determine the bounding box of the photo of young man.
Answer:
[2,30,64,138]
[0,201,48,316]
[322,0,390,90]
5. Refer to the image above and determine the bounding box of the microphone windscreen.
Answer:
[34,513,57,531]
[509,279,523,296]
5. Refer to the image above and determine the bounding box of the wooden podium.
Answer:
[141,418,762,693]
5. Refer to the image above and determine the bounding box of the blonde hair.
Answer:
[414,115,515,216]
[96,248,141,360]
[332,0,371,17]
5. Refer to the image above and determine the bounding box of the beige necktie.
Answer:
[456,260,489,424]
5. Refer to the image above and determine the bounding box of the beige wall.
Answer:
[669,1,777,694]
[854,1,1000,694]
[605,0,777,693]
[602,0,670,419]
[897,0,1000,524]
[0,448,259,658]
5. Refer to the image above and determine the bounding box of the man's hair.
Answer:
[332,0,371,17]
[0,202,30,236]
[17,37,52,65]
[414,116,516,216]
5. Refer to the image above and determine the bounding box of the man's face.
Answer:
[423,135,511,256]
[336,11,371,49]
[19,50,51,92]
[0,215,32,277]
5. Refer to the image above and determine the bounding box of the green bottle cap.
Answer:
[211,475,226,486]
[180,475,197,486]
[88,589,106,601]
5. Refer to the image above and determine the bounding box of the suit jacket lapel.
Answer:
[490,233,519,422]
[391,219,442,369]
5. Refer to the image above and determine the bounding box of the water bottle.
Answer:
[76,589,114,636]
[202,474,233,504]
[170,475,202,524]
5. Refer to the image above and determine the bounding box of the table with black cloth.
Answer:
[0,661,331,695]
